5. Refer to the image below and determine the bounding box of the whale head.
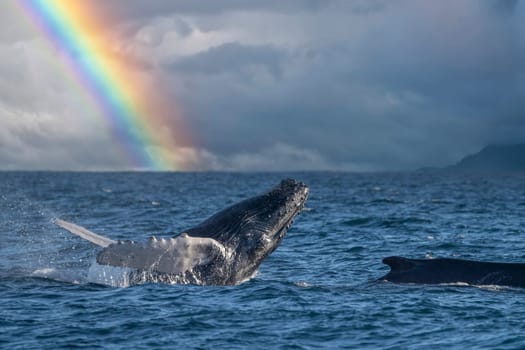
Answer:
[185,178,309,284]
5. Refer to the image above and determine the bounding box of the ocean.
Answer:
[1,171,525,349]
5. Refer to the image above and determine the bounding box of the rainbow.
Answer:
[17,0,187,170]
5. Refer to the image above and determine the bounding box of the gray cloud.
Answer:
[490,0,519,14]
[171,1,525,170]
[0,104,126,171]
[90,0,385,18]
[172,42,284,77]
[0,0,524,171]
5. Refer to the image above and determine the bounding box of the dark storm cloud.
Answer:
[92,0,385,18]
[170,43,425,169]
[490,0,518,14]
[163,1,525,170]
[172,42,284,77]
[1,0,524,171]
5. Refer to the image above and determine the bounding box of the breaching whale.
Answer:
[381,256,525,288]
[55,179,308,286]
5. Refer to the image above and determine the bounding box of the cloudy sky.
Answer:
[1,0,524,171]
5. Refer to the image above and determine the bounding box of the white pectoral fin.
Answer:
[54,219,116,248]
[97,235,226,273]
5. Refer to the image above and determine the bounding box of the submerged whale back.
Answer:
[382,256,525,287]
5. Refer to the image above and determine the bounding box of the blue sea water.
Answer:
[1,171,525,349]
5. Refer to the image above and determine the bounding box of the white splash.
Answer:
[438,282,470,287]
[87,263,133,288]
[294,281,311,288]
[437,282,507,291]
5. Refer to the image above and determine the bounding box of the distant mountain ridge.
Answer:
[449,143,525,172]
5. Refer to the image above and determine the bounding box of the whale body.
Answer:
[56,179,308,286]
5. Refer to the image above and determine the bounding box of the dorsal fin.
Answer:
[382,256,417,272]
[54,219,116,247]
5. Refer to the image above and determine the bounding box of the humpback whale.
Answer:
[55,179,308,286]
[381,256,525,288]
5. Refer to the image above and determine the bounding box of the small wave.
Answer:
[430,198,451,204]
[382,280,516,292]
[437,282,471,287]
[239,270,259,285]
[473,284,509,292]
[32,268,86,285]
[342,217,372,227]
[294,281,311,288]
[370,198,405,204]
[438,282,512,292]
[378,217,431,228]
[429,242,458,249]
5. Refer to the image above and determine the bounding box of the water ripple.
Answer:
[1,172,525,349]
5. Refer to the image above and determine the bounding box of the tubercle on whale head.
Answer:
[241,178,308,247]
